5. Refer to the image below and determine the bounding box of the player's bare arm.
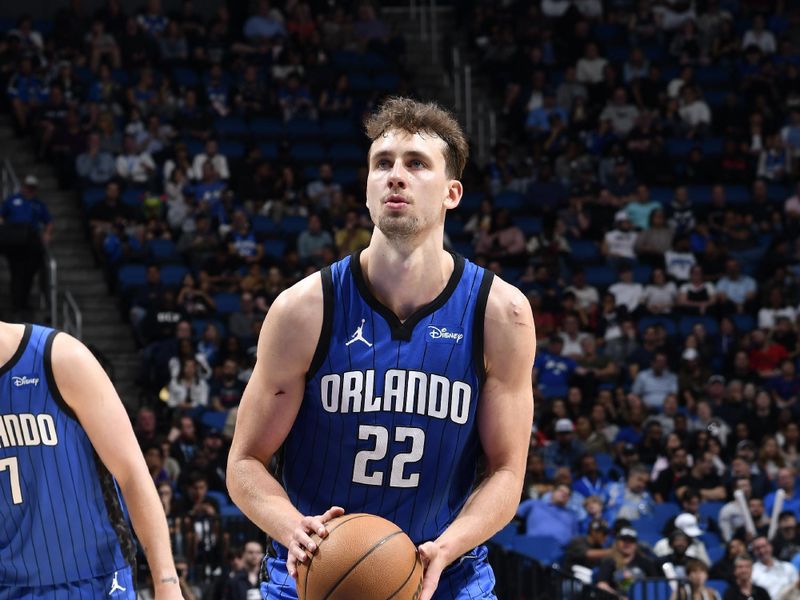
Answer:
[418,278,536,600]
[227,272,343,576]
[50,332,184,600]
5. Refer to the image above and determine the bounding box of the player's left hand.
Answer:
[418,541,448,600]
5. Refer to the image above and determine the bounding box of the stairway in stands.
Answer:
[0,118,142,409]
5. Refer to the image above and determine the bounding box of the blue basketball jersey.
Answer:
[276,249,493,541]
[0,324,134,588]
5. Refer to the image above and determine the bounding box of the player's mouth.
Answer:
[384,194,410,209]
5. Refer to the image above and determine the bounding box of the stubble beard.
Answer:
[377,213,422,239]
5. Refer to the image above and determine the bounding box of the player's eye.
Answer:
[376,159,391,169]
[409,159,425,169]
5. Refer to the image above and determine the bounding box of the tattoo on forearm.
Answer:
[161,576,179,584]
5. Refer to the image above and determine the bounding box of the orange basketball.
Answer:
[295,513,423,600]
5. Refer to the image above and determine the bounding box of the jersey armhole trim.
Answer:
[0,322,32,378]
[43,330,79,421]
[306,266,334,381]
[472,269,495,387]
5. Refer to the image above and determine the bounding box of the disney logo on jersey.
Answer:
[427,325,464,344]
[11,375,39,387]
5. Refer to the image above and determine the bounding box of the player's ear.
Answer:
[444,179,462,210]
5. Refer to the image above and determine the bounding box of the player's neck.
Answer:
[360,236,454,322]
[0,322,26,367]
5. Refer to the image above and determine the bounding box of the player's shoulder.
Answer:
[483,273,533,329]
[49,330,94,368]
[264,269,326,336]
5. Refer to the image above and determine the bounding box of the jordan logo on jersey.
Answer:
[345,319,372,347]
[109,571,126,595]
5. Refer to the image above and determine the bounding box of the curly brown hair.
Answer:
[363,96,469,179]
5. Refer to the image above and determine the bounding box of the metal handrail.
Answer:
[1,158,19,198]
[62,290,82,339]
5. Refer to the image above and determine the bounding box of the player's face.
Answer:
[366,128,461,239]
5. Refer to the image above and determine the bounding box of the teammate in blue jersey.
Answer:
[0,321,184,599]
[228,97,536,600]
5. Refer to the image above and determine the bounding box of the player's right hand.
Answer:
[287,505,345,579]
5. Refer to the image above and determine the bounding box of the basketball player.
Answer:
[228,97,536,599]
[0,321,183,599]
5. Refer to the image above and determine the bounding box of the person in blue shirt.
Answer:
[765,467,800,520]
[534,336,577,399]
[573,453,608,503]
[543,418,586,471]
[0,175,53,313]
[516,484,580,547]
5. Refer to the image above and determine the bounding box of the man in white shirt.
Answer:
[559,314,589,359]
[565,269,600,313]
[600,88,640,137]
[192,139,230,180]
[751,535,798,599]
[602,211,637,265]
[609,267,643,314]
[742,15,776,54]
[116,134,155,185]
[678,86,711,130]
[576,43,608,85]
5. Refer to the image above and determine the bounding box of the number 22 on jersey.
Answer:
[352,426,425,488]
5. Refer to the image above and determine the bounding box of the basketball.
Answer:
[296,513,423,600]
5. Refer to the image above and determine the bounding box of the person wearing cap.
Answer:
[564,518,613,571]
[658,529,696,579]
[751,535,799,600]
[596,526,658,596]
[543,418,586,471]
[678,348,712,397]
[654,513,712,566]
[0,173,53,312]
[515,483,579,547]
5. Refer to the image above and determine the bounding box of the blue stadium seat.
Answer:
[700,532,722,548]
[568,239,602,264]
[281,216,308,235]
[678,316,720,338]
[695,66,731,86]
[767,183,790,202]
[333,167,358,186]
[117,265,147,295]
[121,187,144,208]
[284,118,322,140]
[190,318,226,339]
[511,535,562,565]
[701,138,724,156]
[329,143,363,163]
[666,139,695,158]
[263,239,287,259]
[201,410,228,433]
[322,118,358,140]
[584,265,617,288]
[212,292,241,315]
[629,580,672,600]
[633,264,652,284]
[458,192,484,213]
[290,143,326,163]
[705,90,728,108]
[250,117,284,138]
[450,241,474,258]
[707,579,728,596]
[160,264,189,288]
[173,67,199,88]
[494,191,524,212]
[348,73,372,92]
[516,216,542,236]
[637,316,677,337]
[147,239,180,264]
[687,185,713,205]
[252,214,280,239]
[594,452,613,477]
[258,142,278,159]
[372,73,400,91]
[205,490,230,509]
[82,187,105,209]
[707,545,725,565]
[490,523,518,550]
[649,186,674,206]
[214,116,248,139]
[220,504,244,519]
[218,140,245,159]
[651,502,681,527]
[732,313,755,332]
[724,185,749,204]
[445,218,466,238]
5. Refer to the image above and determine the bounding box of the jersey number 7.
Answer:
[352,425,425,488]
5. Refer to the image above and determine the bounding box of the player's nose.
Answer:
[387,162,407,188]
